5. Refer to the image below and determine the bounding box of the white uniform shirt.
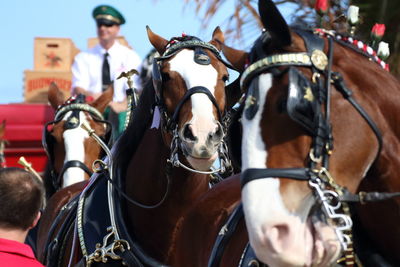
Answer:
[71,41,142,102]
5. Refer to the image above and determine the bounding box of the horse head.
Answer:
[44,82,113,189]
[222,0,399,266]
[147,26,230,172]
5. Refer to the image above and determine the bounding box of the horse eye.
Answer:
[222,75,229,82]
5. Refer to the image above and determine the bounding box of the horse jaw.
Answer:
[241,74,341,266]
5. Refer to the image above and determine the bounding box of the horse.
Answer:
[43,82,113,197]
[36,26,239,266]
[0,120,7,168]
[220,0,399,266]
[171,1,400,266]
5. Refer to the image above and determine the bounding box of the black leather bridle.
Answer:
[238,28,400,251]
[152,35,232,131]
[152,35,234,175]
[43,94,112,190]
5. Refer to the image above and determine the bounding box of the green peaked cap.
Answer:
[92,5,125,25]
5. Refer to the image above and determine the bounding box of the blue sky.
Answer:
[1,0,292,104]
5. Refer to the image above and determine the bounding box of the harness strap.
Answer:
[55,103,104,121]
[60,160,93,177]
[208,203,243,267]
[332,72,383,158]
[241,53,312,88]
[241,168,310,187]
[54,160,93,189]
[157,38,235,70]
[168,86,222,130]
[44,195,80,266]
[340,189,400,203]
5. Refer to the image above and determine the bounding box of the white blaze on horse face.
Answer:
[62,111,90,188]
[169,49,220,160]
[241,74,289,254]
[241,74,340,266]
[169,50,218,120]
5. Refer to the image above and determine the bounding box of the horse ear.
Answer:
[48,82,65,110]
[211,26,225,50]
[221,43,248,72]
[258,0,291,47]
[147,26,168,56]
[91,85,114,113]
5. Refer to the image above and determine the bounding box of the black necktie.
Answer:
[102,52,111,91]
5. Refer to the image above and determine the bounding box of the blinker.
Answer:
[287,67,317,134]
[64,111,81,130]
[194,47,211,65]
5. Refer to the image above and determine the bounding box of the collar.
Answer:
[97,40,122,57]
[0,238,36,259]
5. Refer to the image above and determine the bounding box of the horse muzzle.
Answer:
[179,121,223,170]
[249,205,341,267]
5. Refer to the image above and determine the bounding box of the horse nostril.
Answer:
[182,124,198,142]
[208,123,224,143]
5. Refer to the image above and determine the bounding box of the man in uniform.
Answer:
[0,167,44,267]
[71,5,142,139]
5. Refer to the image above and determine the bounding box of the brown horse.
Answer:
[36,26,238,266]
[43,82,113,197]
[172,1,400,266]
[223,0,399,266]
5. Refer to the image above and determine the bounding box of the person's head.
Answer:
[92,5,125,48]
[0,167,44,231]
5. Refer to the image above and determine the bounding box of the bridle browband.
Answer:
[156,38,234,68]
[153,35,233,175]
[43,96,111,190]
[239,28,393,252]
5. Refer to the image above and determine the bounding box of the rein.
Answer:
[240,29,389,255]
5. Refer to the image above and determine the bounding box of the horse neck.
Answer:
[125,126,211,262]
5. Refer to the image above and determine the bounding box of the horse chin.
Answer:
[185,152,218,171]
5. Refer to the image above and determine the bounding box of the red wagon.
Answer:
[0,103,54,175]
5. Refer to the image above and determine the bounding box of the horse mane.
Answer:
[113,80,156,172]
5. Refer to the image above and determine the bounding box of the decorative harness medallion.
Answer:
[310,49,328,71]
